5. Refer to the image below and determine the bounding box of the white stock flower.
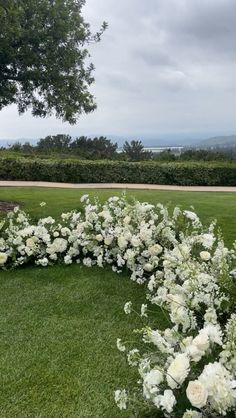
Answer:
[203,324,223,346]
[124,301,132,314]
[147,275,157,291]
[156,389,176,413]
[80,194,89,203]
[186,380,208,408]
[116,338,126,352]
[141,304,148,317]
[127,349,139,366]
[201,233,215,249]
[143,369,164,399]
[114,389,128,410]
[183,210,200,226]
[204,307,218,324]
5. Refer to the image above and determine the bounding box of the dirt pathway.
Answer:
[0,181,235,192]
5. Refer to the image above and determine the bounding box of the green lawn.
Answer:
[0,187,236,245]
[0,187,235,417]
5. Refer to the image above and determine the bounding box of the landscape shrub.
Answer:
[0,157,236,186]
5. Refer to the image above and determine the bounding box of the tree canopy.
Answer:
[123,140,152,161]
[0,0,107,123]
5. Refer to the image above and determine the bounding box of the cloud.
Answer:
[1,0,236,142]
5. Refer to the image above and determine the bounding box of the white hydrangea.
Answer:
[198,362,236,415]
[167,354,190,389]
[154,389,176,413]
[143,369,164,399]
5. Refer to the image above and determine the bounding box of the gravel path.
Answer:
[0,181,235,192]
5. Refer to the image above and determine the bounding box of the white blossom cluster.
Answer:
[113,209,236,416]
[0,195,235,417]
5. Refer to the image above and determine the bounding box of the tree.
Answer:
[0,1,107,123]
[37,134,72,153]
[70,136,118,159]
[123,140,152,161]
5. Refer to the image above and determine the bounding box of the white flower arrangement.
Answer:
[0,195,235,417]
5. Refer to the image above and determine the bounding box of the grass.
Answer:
[0,187,236,245]
[0,187,235,417]
[0,265,151,418]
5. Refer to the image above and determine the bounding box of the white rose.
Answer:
[131,236,141,247]
[186,380,208,408]
[104,236,113,246]
[123,216,131,224]
[149,244,163,256]
[200,251,211,261]
[167,354,190,389]
[95,234,103,242]
[26,237,38,249]
[144,263,154,272]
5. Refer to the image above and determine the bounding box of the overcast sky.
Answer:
[1,0,236,143]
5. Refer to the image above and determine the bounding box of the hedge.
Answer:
[0,157,236,186]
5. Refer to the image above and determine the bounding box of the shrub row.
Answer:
[0,157,236,186]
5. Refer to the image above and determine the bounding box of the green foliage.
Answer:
[123,140,153,161]
[0,157,236,186]
[37,134,72,154]
[5,135,118,159]
[0,0,107,123]
[153,149,177,161]
[69,136,118,159]
[180,149,235,161]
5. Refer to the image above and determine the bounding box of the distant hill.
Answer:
[0,138,38,147]
[194,135,236,149]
